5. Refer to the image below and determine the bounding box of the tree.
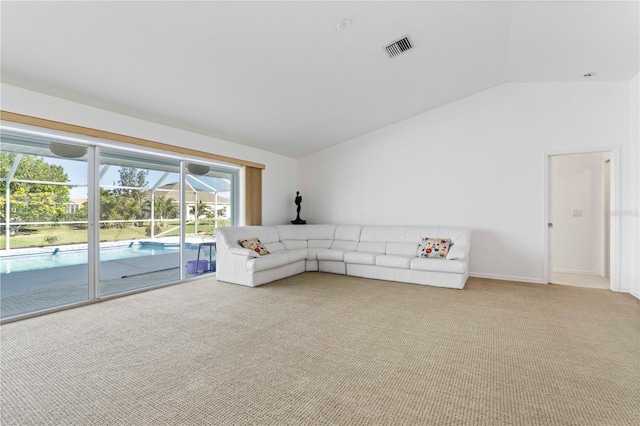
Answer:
[111,197,143,228]
[189,200,211,233]
[204,206,227,227]
[0,153,71,234]
[145,196,178,227]
[99,188,117,228]
[216,207,227,219]
[204,207,216,225]
[64,204,88,229]
[114,167,148,201]
[189,200,210,218]
[100,167,149,228]
[216,206,230,227]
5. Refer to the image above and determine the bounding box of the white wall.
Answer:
[298,82,633,285]
[3,80,636,292]
[628,73,639,299]
[551,152,608,276]
[0,84,298,226]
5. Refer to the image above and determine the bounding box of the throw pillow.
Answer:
[418,238,451,259]
[239,237,271,256]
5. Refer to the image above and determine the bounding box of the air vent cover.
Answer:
[385,36,413,58]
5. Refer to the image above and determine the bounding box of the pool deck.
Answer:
[0,236,215,319]
[0,235,214,258]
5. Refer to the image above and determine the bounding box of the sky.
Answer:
[45,157,176,199]
[45,157,229,200]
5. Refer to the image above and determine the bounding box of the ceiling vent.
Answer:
[385,36,413,58]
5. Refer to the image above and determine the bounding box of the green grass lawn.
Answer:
[0,220,229,250]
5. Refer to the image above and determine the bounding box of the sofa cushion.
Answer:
[316,248,349,262]
[386,242,419,256]
[275,225,308,241]
[418,238,451,259]
[410,257,466,273]
[306,248,319,260]
[334,225,362,242]
[243,226,281,244]
[394,226,442,243]
[247,250,307,272]
[375,255,414,269]
[362,226,433,243]
[282,240,308,250]
[331,240,358,251]
[360,226,393,242]
[276,224,336,241]
[356,241,386,253]
[228,247,260,258]
[362,226,467,246]
[264,242,285,253]
[218,226,278,249]
[307,224,337,240]
[446,245,467,261]
[308,239,332,248]
[344,251,377,265]
[239,238,271,256]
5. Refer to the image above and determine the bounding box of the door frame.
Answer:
[543,146,620,291]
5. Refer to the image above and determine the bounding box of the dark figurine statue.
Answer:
[291,191,306,224]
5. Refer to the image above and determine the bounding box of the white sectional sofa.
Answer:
[215,225,471,289]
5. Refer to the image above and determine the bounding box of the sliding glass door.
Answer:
[1,135,90,317]
[1,125,239,321]
[183,163,237,274]
[98,150,181,296]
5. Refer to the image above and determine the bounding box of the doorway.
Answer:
[547,150,613,290]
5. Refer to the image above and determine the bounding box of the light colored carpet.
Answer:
[1,274,639,425]
[551,272,610,289]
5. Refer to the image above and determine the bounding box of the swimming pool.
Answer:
[0,243,181,274]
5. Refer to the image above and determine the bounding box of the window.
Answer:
[1,133,90,317]
[0,125,239,320]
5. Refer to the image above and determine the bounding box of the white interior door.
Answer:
[547,151,612,289]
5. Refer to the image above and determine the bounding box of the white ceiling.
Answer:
[1,1,638,158]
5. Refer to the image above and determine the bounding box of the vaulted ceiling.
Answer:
[1,1,638,158]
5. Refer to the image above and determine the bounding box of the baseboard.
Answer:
[552,268,602,276]
[469,273,638,297]
[469,272,544,284]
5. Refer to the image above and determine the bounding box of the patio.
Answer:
[0,238,216,319]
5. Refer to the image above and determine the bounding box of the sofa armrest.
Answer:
[229,247,260,258]
[446,244,469,261]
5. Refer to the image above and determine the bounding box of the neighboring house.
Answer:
[65,198,87,214]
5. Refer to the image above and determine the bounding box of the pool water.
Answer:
[0,244,180,274]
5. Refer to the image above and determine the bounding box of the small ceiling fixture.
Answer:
[49,142,88,159]
[583,72,597,78]
[187,163,210,176]
[336,18,351,31]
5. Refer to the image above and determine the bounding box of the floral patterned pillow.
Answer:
[239,237,271,256]
[418,238,451,259]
